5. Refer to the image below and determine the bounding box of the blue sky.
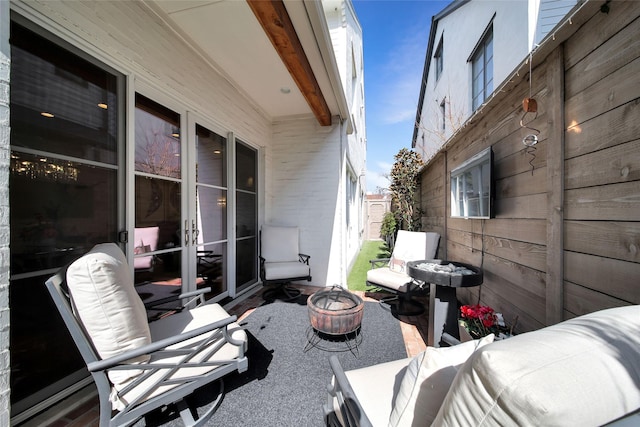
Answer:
[352,0,450,192]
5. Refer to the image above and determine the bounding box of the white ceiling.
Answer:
[146,0,340,122]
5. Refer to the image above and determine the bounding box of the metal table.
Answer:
[407,260,483,347]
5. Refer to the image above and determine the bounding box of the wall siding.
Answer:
[419,1,640,334]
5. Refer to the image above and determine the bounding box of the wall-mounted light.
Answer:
[41,112,54,118]
[97,103,108,110]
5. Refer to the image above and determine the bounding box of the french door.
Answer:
[132,98,231,307]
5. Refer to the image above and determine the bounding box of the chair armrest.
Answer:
[326,355,373,427]
[87,314,238,373]
[369,258,390,268]
[299,253,310,264]
[144,287,212,314]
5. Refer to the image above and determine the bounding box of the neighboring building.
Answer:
[413,0,577,161]
[0,0,365,422]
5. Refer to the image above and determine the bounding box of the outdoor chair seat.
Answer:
[367,230,440,316]
[45,243,248,427]
[263,260,312,281]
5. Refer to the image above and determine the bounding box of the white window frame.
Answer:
[469,19,494,111]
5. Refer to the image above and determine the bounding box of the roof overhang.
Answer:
[144,0,350,127]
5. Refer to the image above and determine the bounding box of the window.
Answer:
[440,99,446,132]
[450,147,493,219]
[434,36,444,81]
[471,25,493,111]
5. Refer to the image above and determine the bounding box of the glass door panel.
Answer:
[9,21,121,416]
[235,140,258,292]
[134,95,183,307]
[194,125,228,299]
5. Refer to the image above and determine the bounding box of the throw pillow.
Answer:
[433,305,640,426]
[389,334,495,427]
[66,243,152,385]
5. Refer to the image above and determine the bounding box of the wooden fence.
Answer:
[418,0,640,333]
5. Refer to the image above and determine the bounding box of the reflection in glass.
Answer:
[134,176,181,286]
[197,187,227,242]
[236,237,257,289]
[196,125,226,187]
[236,140,258,291]
[236,140,256,192]
[197,243,227,295]
[135,94,181,179]
[236,192,256,238]
[9,22,121,413]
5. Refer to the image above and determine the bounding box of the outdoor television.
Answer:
[450,147,494,219]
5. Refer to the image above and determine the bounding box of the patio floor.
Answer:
[18,284,429,427]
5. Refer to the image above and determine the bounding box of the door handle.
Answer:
[184,220,190,246]
[192,220,199,245]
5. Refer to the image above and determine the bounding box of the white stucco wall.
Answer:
[269,117,344,287]
[0,0,11,423]
[326,0,367,269]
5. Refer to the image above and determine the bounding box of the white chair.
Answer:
[259,225,311,301]
[45,243,248,427]
[366,230,440,316]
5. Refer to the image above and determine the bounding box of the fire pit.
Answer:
[305,286,364,354]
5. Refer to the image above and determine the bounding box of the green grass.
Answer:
[347,240,391,291]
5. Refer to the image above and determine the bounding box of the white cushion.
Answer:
[367,267,412,292]
[342,357,412,425]
[111,303,247,410]
[66,243,151,385]
[261,225,300,262]
[263,261,310,280]
[434,305,640,427]
[389,334,495,426]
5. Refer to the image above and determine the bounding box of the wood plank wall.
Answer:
[418,1,640,333]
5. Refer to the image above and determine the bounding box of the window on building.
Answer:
[440,99,446,132]
[434,36,444,81]
[470,24,493,111]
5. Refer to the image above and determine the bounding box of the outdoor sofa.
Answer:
[325,304,640,426]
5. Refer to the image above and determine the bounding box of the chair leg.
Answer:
[380,294,426,316]
[262,282,302,301]
[176,380,224,427]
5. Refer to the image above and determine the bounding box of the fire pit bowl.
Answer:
[307,286,364,335]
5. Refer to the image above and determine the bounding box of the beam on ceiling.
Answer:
[247,0,332,126]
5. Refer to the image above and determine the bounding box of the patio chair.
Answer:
[133,226,159,272]
[366,230,440,316]
[45,243,248,427]
[259,225,311,301]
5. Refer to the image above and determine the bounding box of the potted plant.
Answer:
[458,304,514,341]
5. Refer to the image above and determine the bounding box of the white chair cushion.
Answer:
[342,357,412,425]
[261,225,300,263]
[66,243,151,385]
[367,267,412,292]
[111,303,247,410]
[389,334,495,427]
[263,261,310,280]
[434,305,640,427]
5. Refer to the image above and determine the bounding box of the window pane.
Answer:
[236,237,257,288]
[197,187,227,242]
[10,152,117,274]
[135,94,181,179]
[236,141,256,192]
[236,192,256,238]
[10,24,118,164]
[196,125,226,187]
[197,242,227,295]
